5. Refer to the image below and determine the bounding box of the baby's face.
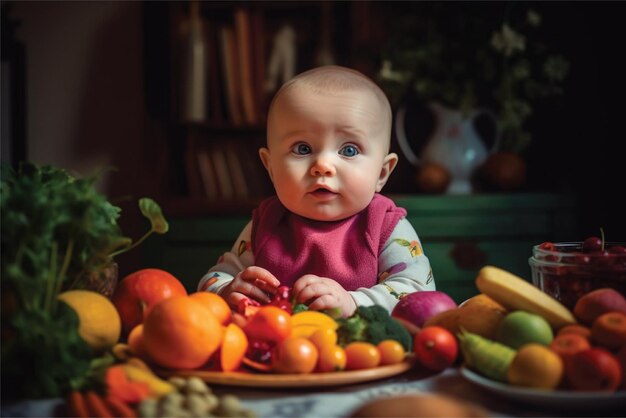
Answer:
[260,85,397,221]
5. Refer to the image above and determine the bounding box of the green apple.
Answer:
[496,310,554,349]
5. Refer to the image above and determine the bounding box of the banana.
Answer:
[475,265,576,329]
[291,311,338,330]
[122,362,175,398]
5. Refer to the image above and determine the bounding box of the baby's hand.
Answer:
[221,266,280,309]
[292,275,357,317]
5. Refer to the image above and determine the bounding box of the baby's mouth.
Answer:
[310,187,337,198]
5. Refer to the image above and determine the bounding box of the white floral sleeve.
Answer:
[349,218,436,312]
[197,221,254,295]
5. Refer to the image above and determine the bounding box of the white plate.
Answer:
[460,365,626,409]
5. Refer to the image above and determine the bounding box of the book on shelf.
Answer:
[219,24,245,126]
[234,6,259,126]
[210,146,235,199]
[196,149,219,199]
[224,143,249,199]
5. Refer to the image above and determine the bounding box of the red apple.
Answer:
[566,347,622,391]
[573,288,626,325]
[112,268,187,335]
[617,345,626,390]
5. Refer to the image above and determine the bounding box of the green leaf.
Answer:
[139,197,169,234]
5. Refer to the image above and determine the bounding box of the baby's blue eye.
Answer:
[339,145,359,157]
[293,143,312,155]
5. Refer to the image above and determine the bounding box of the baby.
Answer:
[198,65,435,317]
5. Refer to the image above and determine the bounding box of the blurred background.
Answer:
[2,1,625,280]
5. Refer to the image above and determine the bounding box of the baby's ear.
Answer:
[376,153,399,192]
[259,147,274,181]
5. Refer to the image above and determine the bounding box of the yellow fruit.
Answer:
[291,311,338,330]
[476,266,576,329]
[58,290,121,350]
[507,343,563,390]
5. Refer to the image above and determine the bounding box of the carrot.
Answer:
[104,397,137,418]
[105,365,150,404]
[66,391,90,418]
[84,391,113,418]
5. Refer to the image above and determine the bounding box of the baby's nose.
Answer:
[310,154,336,176]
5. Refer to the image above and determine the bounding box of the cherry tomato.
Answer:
[317,345,347,372]
[345,342,381,370]
[243,306,292,343]
[377,340,406,365]
[413,326,458,371]
[272,338,318,374]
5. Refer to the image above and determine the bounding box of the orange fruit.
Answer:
[143,296,224,369]
[220,323,248,372]
[345,342,381,370]
[127,324,149,360]
[272,338,318,374]
[377,340,406,365]
[549,333,590,365]
[507,343,563,389]
[317,345,347,372]
[244,306,292,343]
[189,292,232,325]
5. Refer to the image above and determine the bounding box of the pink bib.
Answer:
[251,194,406,290]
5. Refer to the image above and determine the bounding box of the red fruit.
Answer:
[111,268,187,336]
[413,326,458,371]
[566,348,622,391]
[617,346,626,390]
[582,236,603,253]
[590,312,626,350]
[549,333,591,367]
[573,288,626,325]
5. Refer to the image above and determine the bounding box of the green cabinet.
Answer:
[142,193,578,303]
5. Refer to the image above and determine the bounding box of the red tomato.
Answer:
[566,347,622,391]
[112,268,187,336]
[243,306,292,343]
[413,326,458,371]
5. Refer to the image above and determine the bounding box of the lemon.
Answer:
[58,290,121,350]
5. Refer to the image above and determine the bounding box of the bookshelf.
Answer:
[143,1,388,215]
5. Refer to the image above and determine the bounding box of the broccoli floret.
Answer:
[336,315,368,347]
[292,303,309,314]
[336,305,412,352]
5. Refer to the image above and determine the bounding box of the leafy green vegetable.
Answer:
[337,305,413,351]
[0,162,169,400]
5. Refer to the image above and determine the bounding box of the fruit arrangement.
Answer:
[432,266,626,393]
[529,233,626,310]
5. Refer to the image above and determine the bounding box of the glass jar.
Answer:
[529,242,626,310]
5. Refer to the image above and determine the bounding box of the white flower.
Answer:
[491,24,526,57]
[379,60,407,82]
[527,10,542,27]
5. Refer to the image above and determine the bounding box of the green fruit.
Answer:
[495,310,553,349]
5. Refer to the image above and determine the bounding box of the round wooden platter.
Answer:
[156,359,415,388]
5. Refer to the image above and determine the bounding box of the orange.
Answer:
[189,291,232,325]
[345,342,381,370]
[507,343,563,389]
[549,333,590,365]
[143,296,224,369]
[317,345,347,372]
[377,340,406,365]
[220,323,248,372]
[127,324,150,360]
[272,338,318,374]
